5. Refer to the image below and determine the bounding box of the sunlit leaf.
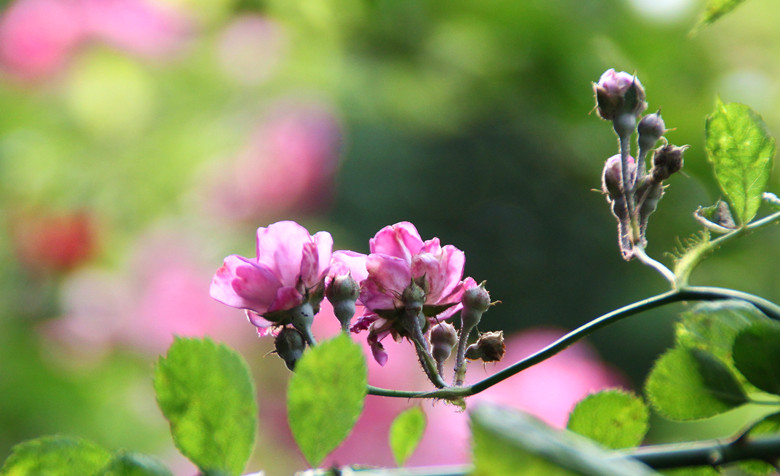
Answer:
[675,300,769,366]
[567,389,649,449]
[645,347,747,420]
[661,467,721,475]
[154,338,257,476]
[692,0,748,34]
[739,412,780,475]
[97,451,173,476]
[471,404,659,476]
[287,334,367,468]
[733,321,780,396]
[705,100,775,225]
[389,406,426,466]
[0,436,111,476]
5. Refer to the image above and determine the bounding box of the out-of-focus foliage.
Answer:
[0,0,779,473]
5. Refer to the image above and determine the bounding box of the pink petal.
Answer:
[246,310,276,334]
[255,221,311,285]
[369,222,424,261]
[312,230,334,277]
[209,255,280,314]
[360,278,398,312]
[299,241,320,288]
[361,254,411,311]
[411,245,465,305]
[330,250,368,283]
[267,286,304,313]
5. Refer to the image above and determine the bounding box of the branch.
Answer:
[301,434,780,475]
[367,286,780,399]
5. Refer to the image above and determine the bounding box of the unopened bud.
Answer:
[274,327,306,370]
[326,273,360,331]
[651,144,686,181]
[594,69,647,121]
[601,154,636,200]
[464,330,506,363]
[635,177,665,247]
[638,112,666,150]
[430,322,458,365]
[402,279,426,315]
[461,281,491,330]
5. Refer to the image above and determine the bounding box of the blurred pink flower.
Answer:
[43,227,245,356]
[0,0,84,80]
[216,14,286,85]
[209,100,342,221]
[210,221,333,334]
[351,222,468,365]
[0,0,188,81]
[77,0,189,59]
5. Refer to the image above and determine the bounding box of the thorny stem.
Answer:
[453,323,475,386]
[367,286,780,399]
[407,310,448,389]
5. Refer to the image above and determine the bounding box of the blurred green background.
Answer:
[0,0,778,473]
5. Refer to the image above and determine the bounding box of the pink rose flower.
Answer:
[210,221,333,334]
[351,222,468,365]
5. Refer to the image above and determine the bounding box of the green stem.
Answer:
[632,245,676,286]
[675,209,780,286]
[367,286,780,399]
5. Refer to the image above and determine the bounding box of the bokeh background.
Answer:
[0,0,778,473]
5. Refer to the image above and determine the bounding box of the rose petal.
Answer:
[210,255,280,314]
[267,286,304,313]
[255,220,311,285]
[411,244,465,305]
[330,250,368,283]
[369,222,424,261]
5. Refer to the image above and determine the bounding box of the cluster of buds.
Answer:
[594,69,687,258]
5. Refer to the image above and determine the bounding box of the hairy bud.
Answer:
[274,327,306,370]
[465,330,506,363]
[638,111,666,151]
[651,144,686,182]
[430,322,458,365]
[594,69,647,121]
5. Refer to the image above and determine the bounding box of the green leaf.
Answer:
[471,404,660,476]
[675,300,769,366]
[154,337,257,476]
[287,334,367,467]
[389,406,426,466]
[705,100,776,225]
[661,467,721,476]
[692,0,748,33]
[733,321,780,396]
[0,436,112,476]
[566,389,649,449]
[739,412,780,475]
[97,452,173,476]
[645,347,748,420]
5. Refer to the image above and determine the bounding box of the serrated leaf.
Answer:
[692,0,748,34]
[389,406,426,466]
[97,452,173,476]
[733,321,780,396]
[288,334,367,467]
[567,390,649,449]
[471,404,659,476]
[675,300,769,366]
[705,100,776,225]
[739,412,780,475]
[0,436,112,476]
[154,337,257,476]
[646,347,748,420]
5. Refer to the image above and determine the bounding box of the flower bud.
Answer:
[651,144,686,181]
[637,111,666,150]
[464,330,505,363]
[635,176,665,247]
[274,327,306,370]
[326,273,360,331]
[461,281,491,330]
[402,279,426,315]
[430,322,458,365]
[594,69,647,121]
[601,154,636,200]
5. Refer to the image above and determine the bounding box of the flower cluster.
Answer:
[594,69,687,258]
[210,220,495,385]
